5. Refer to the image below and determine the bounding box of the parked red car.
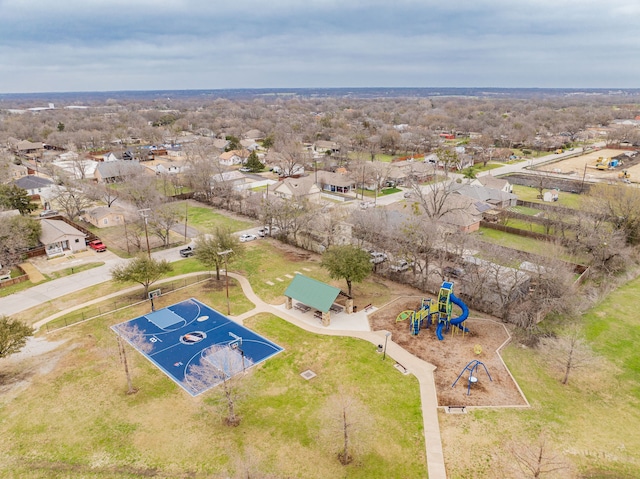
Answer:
[88,239,107,252]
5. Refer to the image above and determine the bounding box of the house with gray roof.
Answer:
[14,176,55,196]
[94,160,146,183]
[316,170,355,194]
[39,219,87,257]
[452,184,517,208]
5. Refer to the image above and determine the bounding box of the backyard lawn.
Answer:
[475,227,586,264]
[512,184,586,209]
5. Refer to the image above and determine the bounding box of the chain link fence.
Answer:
[44,273,213,333]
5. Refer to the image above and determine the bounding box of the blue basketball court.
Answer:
[111,298,284,396]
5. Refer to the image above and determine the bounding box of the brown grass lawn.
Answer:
[3,240,640,478]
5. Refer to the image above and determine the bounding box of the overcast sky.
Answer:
[1,0,638,93]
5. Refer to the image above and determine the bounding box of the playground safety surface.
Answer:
[369,297,527,407]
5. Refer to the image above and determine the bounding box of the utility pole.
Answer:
[218,249,233,315]
[184,199,188,241]
[138,208,151,259]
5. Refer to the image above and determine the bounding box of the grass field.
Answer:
[5,219,640,477]
[441,276,640,478]
[512,184,585,210]
[0,282,427,478]
[184,203,254,233]
[476,227,586,264]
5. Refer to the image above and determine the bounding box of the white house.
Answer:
[13,176,55,196]
[272,176,321,202]
[218,149,249,166]
[39,219,87,257]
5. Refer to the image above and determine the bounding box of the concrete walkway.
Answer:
[231,273,447,478]
[33,270,448,478]
[19,262,46,283]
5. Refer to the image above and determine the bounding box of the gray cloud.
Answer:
[0,0,638,92]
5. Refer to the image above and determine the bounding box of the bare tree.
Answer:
[50,179,93,221]
[507,434,572,478]
[86,182,119,208]
[113,323,153,395]
[194,228,242,280]
[0,215,41,269]
[585,182,640,245]
[149,202,183,247]
[541,324,595,385]
[530,170,555,200]
[273,134,309,177]
[320,389,372,466]
[184,344,250,426]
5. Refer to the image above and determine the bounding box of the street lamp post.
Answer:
[382,332,391,361]
[218,249,233,315]
[138,208,152,259]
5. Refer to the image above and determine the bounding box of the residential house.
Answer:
[473,175,513,193]
[388,160,436,186]
[101,152,119,162]
[272,176,322,202]
[218,149,250,166]
[8,138,44,155]
[243,129,265,141]
[52,158,99,180]
[452,184,517,208]
[8,163,29,180]
[211,170,253,190]
[240,139,260,151]
[313,140,341,156]
[39,219,87,257]
[315,170,355,194]
[83,206,126,228]
[390,193,489,233]
[13,175,55,197]
[212,138,230,150]
[94,160,146,183]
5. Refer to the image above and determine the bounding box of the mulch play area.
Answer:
[369,296,528,408]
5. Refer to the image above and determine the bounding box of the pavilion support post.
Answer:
[285,297,293,309]
[346,298,354,314]
[322,311,331,327]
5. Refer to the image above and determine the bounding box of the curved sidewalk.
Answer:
[34,271,447,479]
[227,273,447,479]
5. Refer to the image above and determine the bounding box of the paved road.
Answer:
[0,243,189,317]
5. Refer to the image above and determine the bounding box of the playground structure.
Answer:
[395,281,470,340]
[452,360,492,396]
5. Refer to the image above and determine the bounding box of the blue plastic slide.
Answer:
[436,321,445,340]
[450,293,470,331]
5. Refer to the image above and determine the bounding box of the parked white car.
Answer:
[239,234,257,242]
[390,259,414,272]
[258,226,280,237]
[369,252,388,264]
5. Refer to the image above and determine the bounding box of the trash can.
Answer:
[353,305,358,312]
[377,344,383,353]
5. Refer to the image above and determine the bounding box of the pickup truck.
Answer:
[88,239,107,252]
[179,246,196,257]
